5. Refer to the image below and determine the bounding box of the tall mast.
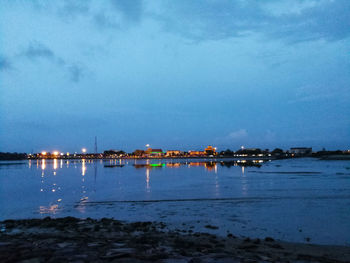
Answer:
[94,136,98,154]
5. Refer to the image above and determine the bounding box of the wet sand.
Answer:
[0,217,349,262]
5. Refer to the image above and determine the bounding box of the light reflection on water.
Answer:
[0,158,350,245]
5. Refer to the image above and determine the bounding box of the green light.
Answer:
[150,164,162,167]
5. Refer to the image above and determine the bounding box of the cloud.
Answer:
[68,65,83,83]
[0,56,12,71]
[12,0,350,42]
[269,0,350,42]
[22,43,55,61]
[28,0,90,19]
[57,0,90,18]
[153,0,350,42]
[93,13,120,29]
[110,0,143,23]
[92,0,143,30]
[288,84,349,104]
[20,42,84,83]
[228,129,248,140]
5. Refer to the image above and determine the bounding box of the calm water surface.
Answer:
[1,158,349,245]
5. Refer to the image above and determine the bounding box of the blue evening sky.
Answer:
[0,0,349,153]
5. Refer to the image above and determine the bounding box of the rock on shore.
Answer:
[0,217,349,262]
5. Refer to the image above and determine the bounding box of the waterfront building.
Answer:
[133,149,145,157]
[204,145,217,156]
[165,150,183,157]
[189,150,206,156]
[290,147,312,156]
[145,148,163,157]
[104,150,125,158]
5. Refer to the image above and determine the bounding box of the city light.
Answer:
[82,148,87,153]
[53,151,59,156]
[146,144,150,148]
[41,151,47,156]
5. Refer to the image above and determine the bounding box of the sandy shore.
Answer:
[0,217,349,263]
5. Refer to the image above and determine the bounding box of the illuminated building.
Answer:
[133,149,145,157]
[189,150,206,156]
[145,148,163,157]
[165,150,183,157]
[204,145,217,156]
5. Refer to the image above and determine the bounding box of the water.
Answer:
[0,158,349,246]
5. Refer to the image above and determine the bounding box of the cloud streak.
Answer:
[110,0,143,23]
[0,55,12,71]
[21,43,57,62]
[19,42,84,83]
[228,129,248,140]
[21,0,350,42]
[153,0,350,42]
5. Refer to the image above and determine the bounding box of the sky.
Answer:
[0,0,349,153]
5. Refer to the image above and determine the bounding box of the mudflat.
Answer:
[0,217,349,263]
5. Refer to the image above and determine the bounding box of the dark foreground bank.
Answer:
[0,217,349,263]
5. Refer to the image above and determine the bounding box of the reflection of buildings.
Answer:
[189,162,217,172]
[38,159,63,215]
[82,159,86,176]
[133,160,264,172]
[219,160,263,168]
[39,204,59,214]
[134,163,165,169]
[166,163,181,168]
[76,159,88,213]
[146,168,150,191]
[41,159,46,170]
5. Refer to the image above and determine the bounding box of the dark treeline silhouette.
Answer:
[0,152,27,160]
[312,150,350,157]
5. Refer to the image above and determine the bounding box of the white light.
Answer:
[82,148,87,153]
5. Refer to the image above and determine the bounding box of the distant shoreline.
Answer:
[2,154,350,161]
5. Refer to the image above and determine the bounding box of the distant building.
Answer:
[145,148,163,157]
[133,149,145,157]
[104,149,125,156]
[165,150,183,157]
[290,147,312,156]
[189,150,206,156]
[188,146,217,157]
[235,148,262,156]
[204,145,216,155]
